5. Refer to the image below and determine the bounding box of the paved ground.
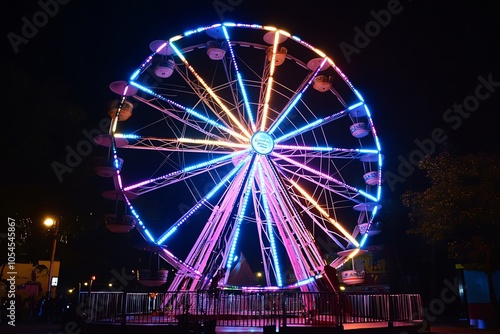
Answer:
[0,322,61,334]
[0,321,498,334]
[427,323,499,333]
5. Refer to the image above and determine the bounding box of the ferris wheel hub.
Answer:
[251,131,274,155]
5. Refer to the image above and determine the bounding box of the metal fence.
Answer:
[78,290,423,328]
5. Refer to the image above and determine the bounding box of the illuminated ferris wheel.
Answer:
[96,22,383,292]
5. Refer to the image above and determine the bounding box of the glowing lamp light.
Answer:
[44,218,56,227]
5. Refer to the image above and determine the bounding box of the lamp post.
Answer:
[89,275,96,296]
[44,217,59,299]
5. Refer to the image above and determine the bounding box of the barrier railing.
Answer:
[78,290,423,328]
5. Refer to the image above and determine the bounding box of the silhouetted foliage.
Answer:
[402,148,500,272]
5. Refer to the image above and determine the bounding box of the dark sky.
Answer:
[1,1,499,285]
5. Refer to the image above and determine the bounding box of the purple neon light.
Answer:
[129,81,245,142]
[271,151,360,194]
[268,57,326,134]
[155,154,251,245]
[123,149,249,192]
[257,160,283,286]
[226,161,258,270]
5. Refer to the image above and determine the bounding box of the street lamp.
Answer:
[43,217,59,299]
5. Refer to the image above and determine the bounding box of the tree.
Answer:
[402,148,500,309]
[402,149,500,270]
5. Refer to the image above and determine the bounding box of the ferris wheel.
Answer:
[96,22,383,292]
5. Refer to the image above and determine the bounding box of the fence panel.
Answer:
[78,290,423,327]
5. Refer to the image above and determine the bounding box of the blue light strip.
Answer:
[274,118,322,144]
[348,102,364,110]
[222,25,257,132]
[114,133,141,139]
[257,161,283,286]
[155,154,251,245]
[377,178,382,201]
[353,89,364,102]
[358,190,378,203]
[274,105,352,144]
[109,137,156,243]
[360,233,368,247]
[129,81,245,141]
[124,149,249,191]
[365,104,382,152]
[359,149,379,154]
[268,57,327,135]
[268,93,302,135]
[226,162,258,270]
[274,144,333,151]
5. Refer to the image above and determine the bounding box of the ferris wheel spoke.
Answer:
[157,247,203,278]
[155,153,252,245]
[257,30,284,132]
[271,151,376,203]
[290,180,360,249]
[261,159,326,281]
[276,165,362,207]
[123,149,250,194]
[260,160,322,279]
[189,170,249,271]
[273,105,351,144]
[287,193,351,249]
[273,147,381,160]
[285,181,358,248]
[221,160,258,278]
[116,135,249,154]
[130,95,232,142]
[169,40,252,140]
[173,68,239,133]
[267,57,329,136]
[147,38,241,137]
[130,81,248,142]
[222,25,257,133]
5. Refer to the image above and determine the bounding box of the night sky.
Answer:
[1,1,499,290]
